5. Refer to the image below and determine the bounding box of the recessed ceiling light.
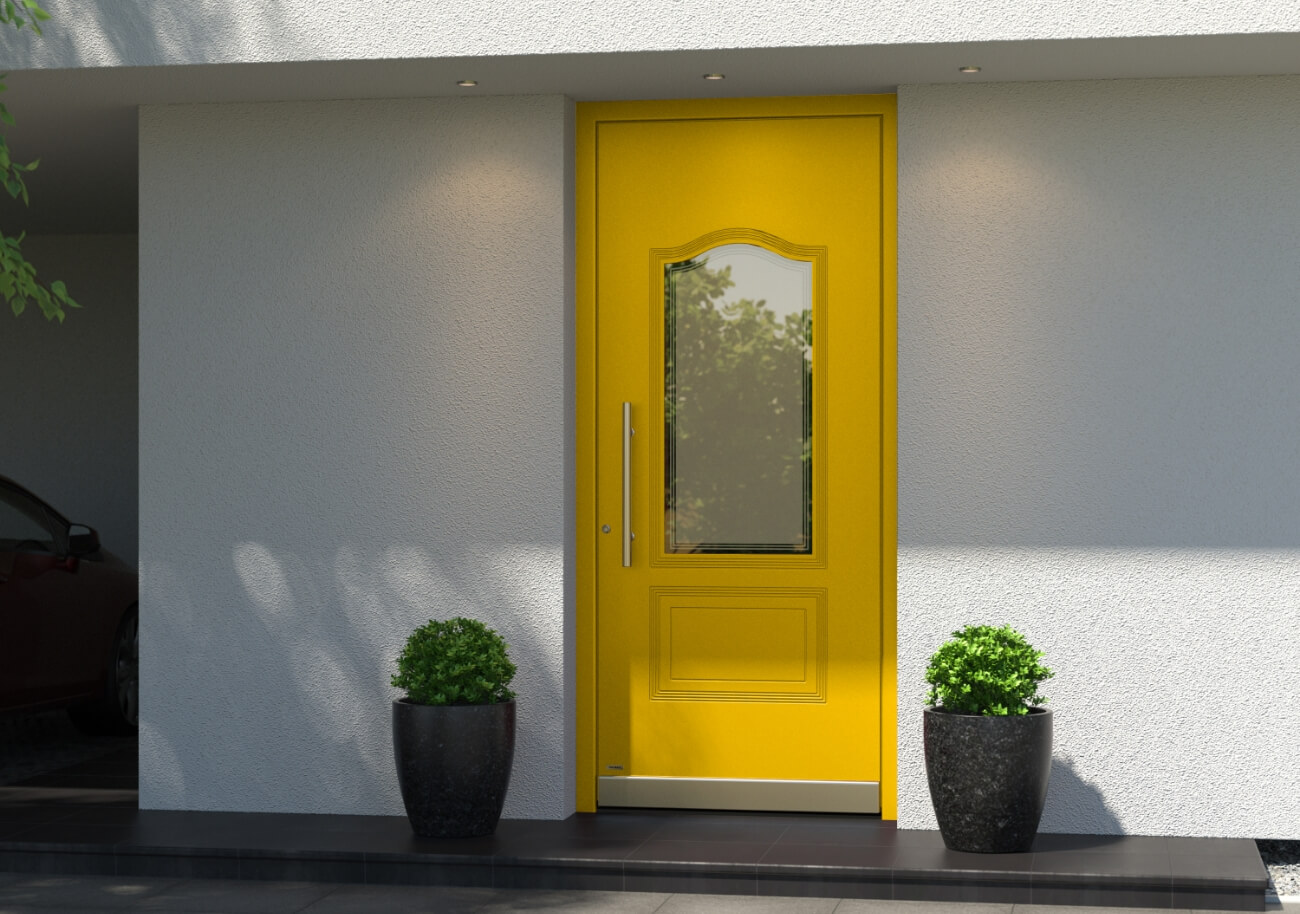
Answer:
[958,66,981,74]
[703,73,725,81]
[457,79,478,87]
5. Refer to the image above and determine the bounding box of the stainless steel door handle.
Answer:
[622,402,632,566]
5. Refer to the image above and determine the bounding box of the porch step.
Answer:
[0,790,1268,910]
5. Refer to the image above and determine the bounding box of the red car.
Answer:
[0,475,138,734]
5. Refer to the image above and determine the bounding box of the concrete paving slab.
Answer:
[132,878,336,912]
[836,902,1012,914]
[656,894,836,913]
[0,874,180,909]
[295,882,500,914]
[476,889,671,913]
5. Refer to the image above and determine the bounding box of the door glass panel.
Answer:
[665,243,812,554]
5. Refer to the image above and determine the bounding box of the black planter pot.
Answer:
[923,707,1052,853]
[392,699,516,838]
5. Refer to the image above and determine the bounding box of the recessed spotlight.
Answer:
[703,73,725,81]
[457,79,478,87]
[958,66,981,74]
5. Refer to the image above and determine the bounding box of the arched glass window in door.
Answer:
[664,242,813,554]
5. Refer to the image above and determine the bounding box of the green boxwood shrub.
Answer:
[392,617,517,706]
[924,623,1053,716]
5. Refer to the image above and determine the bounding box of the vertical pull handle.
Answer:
[622,402,632,567]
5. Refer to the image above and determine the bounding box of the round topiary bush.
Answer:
[392,617,517,706]
[925,623,1052,716]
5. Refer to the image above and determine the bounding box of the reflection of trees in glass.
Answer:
[665,253,812,553]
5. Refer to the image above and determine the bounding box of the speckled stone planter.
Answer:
[392,699,516,838]
[924,707,1052,854]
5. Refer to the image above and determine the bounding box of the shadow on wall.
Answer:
[7,4,293,69]
[1039,753,1122,837]
[141,538,567,821]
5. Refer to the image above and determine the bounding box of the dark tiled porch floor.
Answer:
[0,746,1268,910]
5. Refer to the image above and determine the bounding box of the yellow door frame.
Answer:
[575,95,898,818]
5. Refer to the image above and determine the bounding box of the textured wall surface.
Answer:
[22,0,1300,69]
[138,96,574,819]
[0,235,138,568]
[898,76,1300,838]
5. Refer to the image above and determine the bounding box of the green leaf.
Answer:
[392,617,516,706]
[924,624,1053,715]
[23,1,50,21]
[10,296,25,316]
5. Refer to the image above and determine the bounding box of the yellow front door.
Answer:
[577,96,896,815]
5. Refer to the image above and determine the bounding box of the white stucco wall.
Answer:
[23,0,1300,70]
[0,234,138,568]
[897,75,1300,839]
[138,95,575,819]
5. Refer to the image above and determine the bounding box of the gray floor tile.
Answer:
[296,882,496,914]
[655,894,836,913]
[1166,836,1260,858]
[0,907,134,914]
[836,902,1011,914]
[475,889,670,913]
[1011,907,1180,914]
[1171,853,1269,883]
[132,878,336,912]
[629,840,771,865]
[651,819,789,845]
[0,875,181,909]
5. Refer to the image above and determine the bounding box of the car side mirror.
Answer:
[68,524,100,556]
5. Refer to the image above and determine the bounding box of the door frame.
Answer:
[575,95,898,817]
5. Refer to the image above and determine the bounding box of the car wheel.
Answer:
[69,607,138,736]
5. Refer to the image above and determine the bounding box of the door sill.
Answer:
[598,776,880,814]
